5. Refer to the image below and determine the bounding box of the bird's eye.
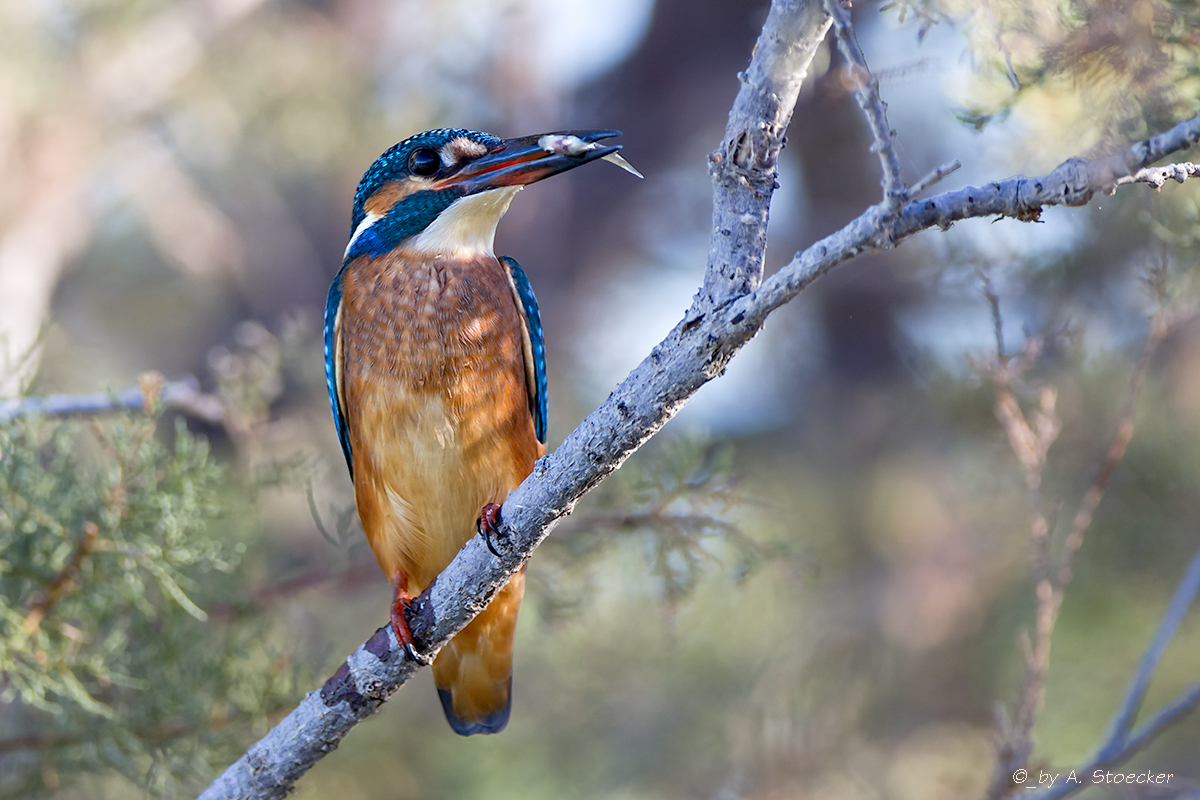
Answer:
[409,149,441,177]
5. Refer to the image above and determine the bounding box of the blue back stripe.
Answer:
[500,256,547,444]
[324,270,354,477]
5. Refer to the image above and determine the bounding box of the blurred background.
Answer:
[1,0,1199,797]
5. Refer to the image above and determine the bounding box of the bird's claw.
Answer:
[390,605,421,662]
[477,502,504,557]
[390,576,420,662]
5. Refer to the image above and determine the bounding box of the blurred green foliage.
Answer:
[0,408,299,797]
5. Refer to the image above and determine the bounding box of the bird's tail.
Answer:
[431,567,525,735]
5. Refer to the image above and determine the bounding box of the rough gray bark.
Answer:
[199,0,1200,796]
[699,0,831,307]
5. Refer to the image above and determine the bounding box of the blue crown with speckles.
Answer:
[349,128,503,234]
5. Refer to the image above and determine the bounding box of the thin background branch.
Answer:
[982,287,1176,799]
[1027,551,1200,800]
[825,0,906,205]
[0,374,224,425]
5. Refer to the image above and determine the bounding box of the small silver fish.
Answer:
[538,134,644,179]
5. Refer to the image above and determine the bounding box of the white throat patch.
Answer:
[405,186,522,257]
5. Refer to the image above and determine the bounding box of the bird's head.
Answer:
[344,128,633,262]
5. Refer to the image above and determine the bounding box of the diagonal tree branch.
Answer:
[200,3,1200,797]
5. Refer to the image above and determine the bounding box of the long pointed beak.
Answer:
[443,130,626,195]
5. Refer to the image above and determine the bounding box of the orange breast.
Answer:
[338,250,542,591]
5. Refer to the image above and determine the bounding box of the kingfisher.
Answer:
[324,128,638,735]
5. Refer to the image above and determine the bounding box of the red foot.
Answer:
[477,503,503,557]
[390,570,417,660]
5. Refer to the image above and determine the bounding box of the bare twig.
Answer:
[979,270,1007,360]
[204,561,381,623]
[0,374,224,424]
[981,0,1021,90]
[1111,162,1199,192]
[200,5,1200,796]
[984,295,1175,799]
[824,0,906,206]
[553,510,741,538]
[0,706,267,754]
[909,159,963,198]
[1057,307,1171,588]
[250,562,380,605]
[983,333,1063,800]
[1025,551,1200,800]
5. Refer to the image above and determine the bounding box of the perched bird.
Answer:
[324,128,637,735]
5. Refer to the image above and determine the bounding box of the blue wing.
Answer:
[324,269,354,477]
[500,256,547,444]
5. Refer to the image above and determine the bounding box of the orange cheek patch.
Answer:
[364,181,423,217]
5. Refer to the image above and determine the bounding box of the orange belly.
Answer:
[339,249,541,733]
[340,251,541,588]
